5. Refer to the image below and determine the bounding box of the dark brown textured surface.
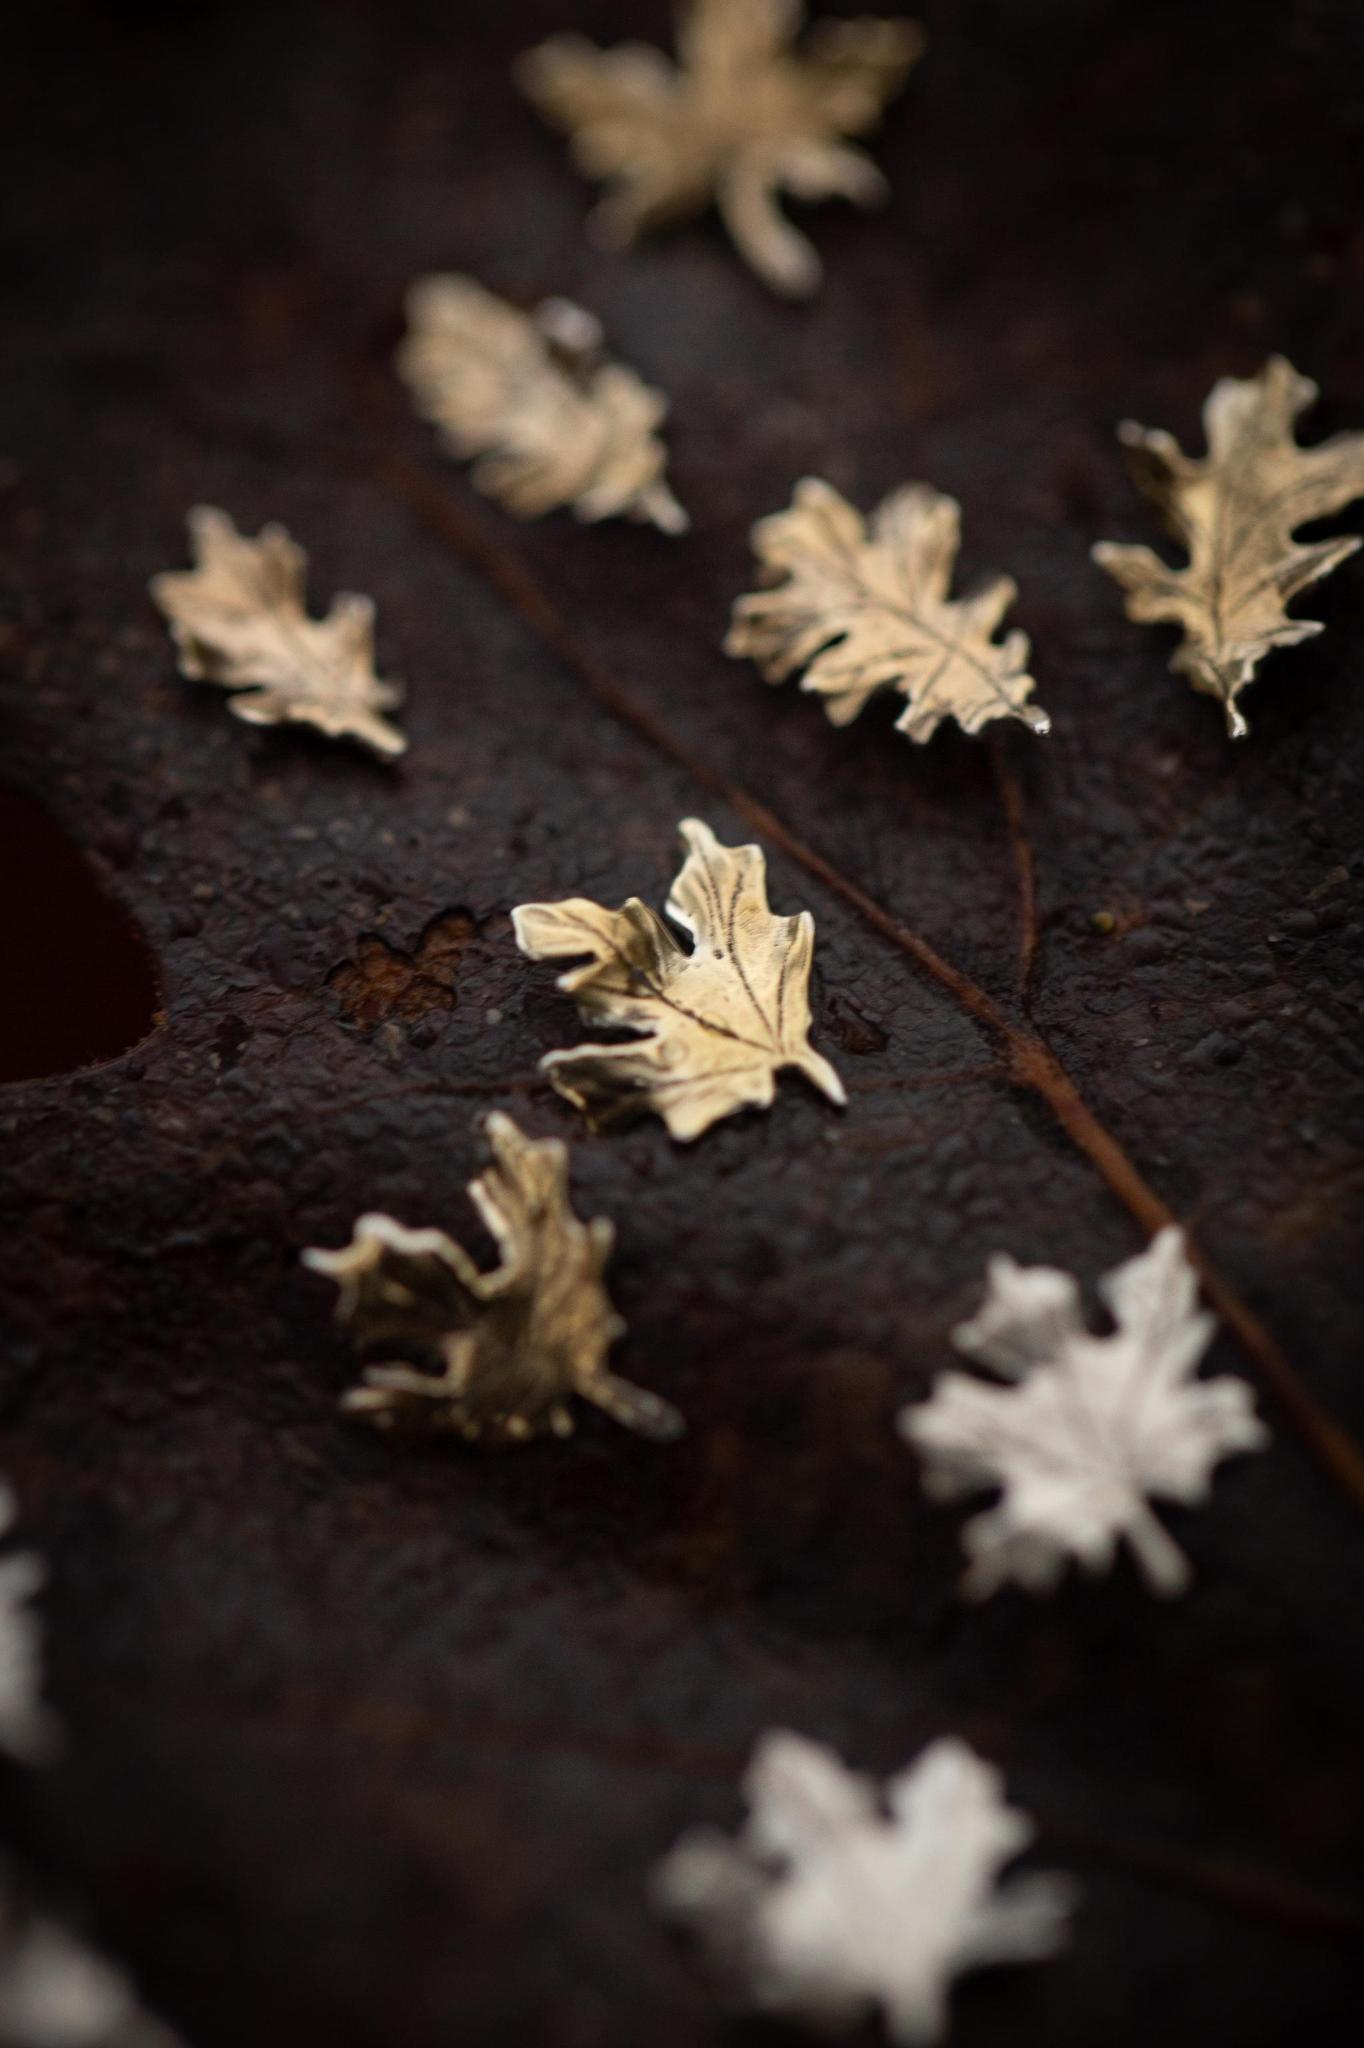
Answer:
[1,1,1364,2042]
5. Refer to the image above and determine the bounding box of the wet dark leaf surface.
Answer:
[0,2,1362,2043]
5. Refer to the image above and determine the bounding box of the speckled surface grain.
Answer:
[1,1,1363,2043]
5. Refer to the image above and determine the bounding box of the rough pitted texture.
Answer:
[0,3,1362,2046]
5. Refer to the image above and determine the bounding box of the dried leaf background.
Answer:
[1093,355,1364,735]
[519,0,923,296]
[7,4,1359,2048]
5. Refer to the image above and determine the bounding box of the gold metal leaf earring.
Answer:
[1093,356,1364,736]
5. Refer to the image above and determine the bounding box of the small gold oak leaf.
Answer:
[727,478,1050,743]
[513,818,846,1143]
[397,276,688,534]
[518,0,923,298]
[304,1113,682,1445]
[150,508,406,760]
[1093,356,1364,737]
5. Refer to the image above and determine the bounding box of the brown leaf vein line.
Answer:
[814,520,1017,712]
[721,870,778,1047]
[381,453,1364,1517]
[684,839,775,1044]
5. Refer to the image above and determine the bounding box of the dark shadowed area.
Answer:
[0,787,162,1082]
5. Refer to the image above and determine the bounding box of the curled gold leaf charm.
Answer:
[1093,356,1364,736]
[150,508,406,760]
[513,818,846,1142]
[304,1114,682,1446]
[728,479,1049,742]
[519,0,923,298]
[397,275,688,533]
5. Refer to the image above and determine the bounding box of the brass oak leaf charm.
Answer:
[728,479,1049,742]
[150,508,406,759]
[304,1114,682,1445]
[518,0,923,298]
[1093,356,1364,736]
[397,277,688,533]
[513,818,846,1142]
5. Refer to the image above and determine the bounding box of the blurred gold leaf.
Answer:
[519,0,922,297]
[397,276,687,532]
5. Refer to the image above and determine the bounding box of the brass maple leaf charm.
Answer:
[513,818,846,1142]
[397,277,688,532]
[518,0,923,297]
[304,1114,682,1445]
[1093,356,1364,736]
[728,479,1050,743]
[150,508,406,759]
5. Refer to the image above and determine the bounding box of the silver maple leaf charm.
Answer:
[900,1228,1268,1598]
[1093,356,1364,736]
[655,1730,1074,2044]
